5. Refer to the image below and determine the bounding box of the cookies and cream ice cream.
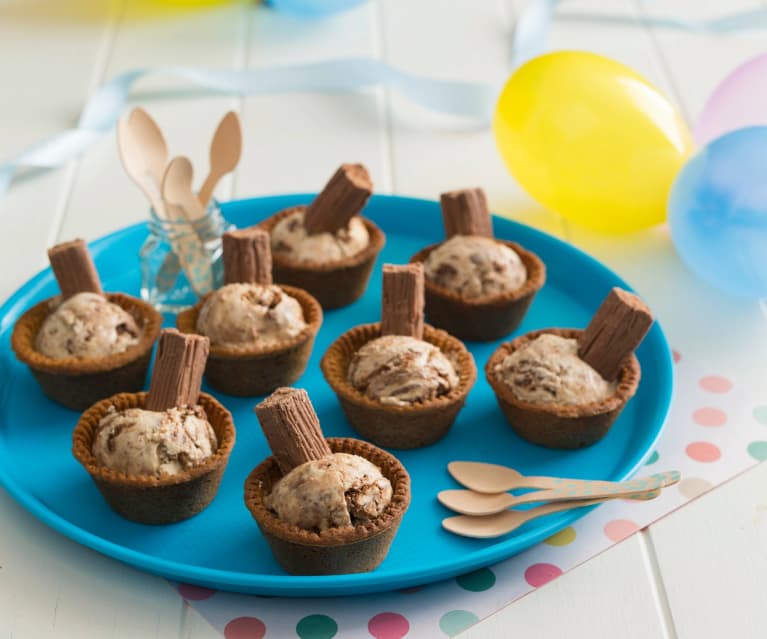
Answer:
[271,209,369,263]
[265,452,392,532]
[348,335,458,407]
[494,333,616,405]
[35,292,141,359]
[92,405,217,478]
[424,235,526,298]
[196,283,306,348]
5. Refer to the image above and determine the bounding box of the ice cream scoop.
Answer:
[36,292,141,359]
[264,452,392,532]
[271,208,369,263]
[423,235,527,298]
[92,404,218,478]
[196,283,306,348]
[347,334,459,407]
[494,333,615,405]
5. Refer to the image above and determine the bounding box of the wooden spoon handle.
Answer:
[510,471,680,507]
[443,489,661,539]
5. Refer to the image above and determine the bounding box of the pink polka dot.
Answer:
[368,612,410,639]
[693,407,727,427]
[699,375,732,393]
[524,563,563,588]
[177,583,217,601]
[604,519,640,542]
[672,350,681,363]
[686,441,721,463]
[224,616,266,639]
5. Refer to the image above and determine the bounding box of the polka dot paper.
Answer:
[174,349,766,637]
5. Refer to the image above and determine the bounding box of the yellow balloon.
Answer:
[493,51,694,233]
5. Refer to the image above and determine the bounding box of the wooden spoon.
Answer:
[163,156,206,220]
[438,471,680,516]
[125,107,169,210]
[197,111,242,208]
[448,461,671,494]
[443,489,661,539]
[161,156,212,294]
[116,113,166,216]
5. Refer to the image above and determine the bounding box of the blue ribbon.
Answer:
[2,0,767,201]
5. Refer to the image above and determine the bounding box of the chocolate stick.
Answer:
[578,288,654,381]
[303,163,373,235]
[255,387,332,475]
[222,228,272,285]
[145,329,210,411]
[380,263,424,340]
[47,239,103,299]
[440,188,494,239]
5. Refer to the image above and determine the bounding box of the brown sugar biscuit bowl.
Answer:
[72,391,236,525]
[409,240,546,342]
[176,284,323,397]
[485,328,641,450]
[244,437,410,575]
[320,322,477,449]
[257,206,386,309]
[11,293,162,410]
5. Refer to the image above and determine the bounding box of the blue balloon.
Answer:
[669,126,767,298]
[265,0,366,17]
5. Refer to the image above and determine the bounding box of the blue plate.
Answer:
[0,194,673,596]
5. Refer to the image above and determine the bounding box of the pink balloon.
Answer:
[695,52,767,145]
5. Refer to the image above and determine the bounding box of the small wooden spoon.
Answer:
[448,461,669,494]
[116,113,166,216]
[197,111,242,208]
[443,489,661,539]
[163,156,206,221]
[438,471,680,516]
[126,107,169,209]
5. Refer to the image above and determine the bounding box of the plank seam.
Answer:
[639,529,679,639]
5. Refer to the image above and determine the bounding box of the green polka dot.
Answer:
[296,614,338,639]
[645,450,659,465]
[544,526,576,546]
[753,406,767,425]
[440,610,479,637]
[456,568,496,592]
[747,441,767,462]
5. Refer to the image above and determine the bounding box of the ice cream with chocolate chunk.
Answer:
[264,452,392,532]
[36,291,141,359]
[92,404,218,478]
[271,208,370,264]
[196,282,306,348]
[423,235,527,298]
[348,334,458,407]
[494,333,615,405]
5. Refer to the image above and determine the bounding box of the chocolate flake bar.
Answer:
[578,288,654,381]
[303,163,373,235]
[381,263,425,340]
[48,239,103,299]
[145,329,210,411]
[255,387,332,475]
[440,188,493,239]
[222,228,273,285]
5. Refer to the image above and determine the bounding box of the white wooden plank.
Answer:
[235,3,391,199]
[0,0,120,301]
[381,0,565,236]
[650,462,767,638]
[459,533,670,639]
[636,0,767,123]
[0,488,184,639]
[58,0,249,242]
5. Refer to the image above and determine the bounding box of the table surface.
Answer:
[2,1,767,637]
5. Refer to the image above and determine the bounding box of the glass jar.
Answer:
[139,200,234,313]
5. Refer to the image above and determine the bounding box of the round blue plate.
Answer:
[0,194,673,597]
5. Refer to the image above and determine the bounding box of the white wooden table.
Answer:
[2,1,767,637]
